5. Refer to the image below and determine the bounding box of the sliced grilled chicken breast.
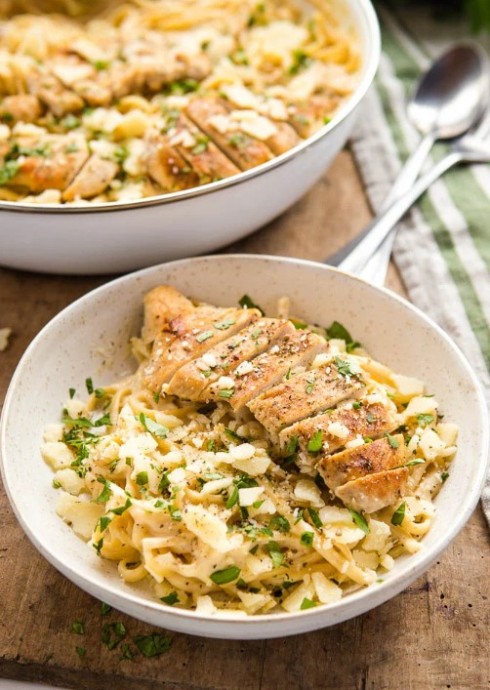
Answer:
[249,360,365,434]
[27,72,85,117]
[288,93,340,138]
[143,306,260,393]
[204,330,328,410]
[142,285,195,345]
[279,400,398,456]
[317,435,405,491]
[167,318,291,400]
[0,95,42,123]
[185,98,274,170]
[7,135,88,192]
[335,467,409,514]
[264,121,301,155]
[62,154,119,201]
[145,134,199,191]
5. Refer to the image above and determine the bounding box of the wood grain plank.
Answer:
[1,149,488,690]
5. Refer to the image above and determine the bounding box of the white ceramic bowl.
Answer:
[0,0,380,275]
[2,255,487,639]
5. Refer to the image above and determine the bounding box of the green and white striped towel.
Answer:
[349,4,490,520]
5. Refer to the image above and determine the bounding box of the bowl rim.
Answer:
[1,254,489,636]
[0,0,381,216]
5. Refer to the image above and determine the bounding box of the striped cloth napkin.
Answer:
[349,4,490,520]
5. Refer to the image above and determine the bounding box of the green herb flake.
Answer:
[153,391,160,403]
[391,502,406,526]
[290,319,307,330]
[416,413,434,427]
[169,506,182,521]
[61,113,80,130]
[120,643,135,661]
[75,646,86,659]
[161,591,179,606]
[0,159,20,185]
[94,387,105,399]
[135,471,149,486]
[269,515,290,533]
[134,634,172,658]
[226,484,239,509]
[101,621,126,650]
[307,430,323,453]
[238,294,264,315]
[196,330,213,343]
[97,516,112,532]
[300,597,316,610]
[265,541,284,568]
[441,471,450,482]
[300,531,314,546]
[191,134,210,155]
[85,377,94,394]
[305,379,315,394]
[352,401,362,410]
[334,356,358,378]
[94,413,111,427]
[214,318,236,330]
[326,321,353,343]
[95,478,113,504]
[72,620,85,635]
[139,413,168,438]
[111,497,132,516]
[385,433,400,449]
[404,458,425,468]
[52,478,62,489]
[218,388,234,399]
[224,427,246,443]
[94,59,110,71]
[308,507,323,529]
[100,602,112,615]
[285,435,299,456]
[349,509,370,534]
[285,367,292,380]
[69,387,76,399]
[289,49,311,75]
[210,565,241,585]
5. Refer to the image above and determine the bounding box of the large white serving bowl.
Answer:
[2,255,487,639]
[0,0,380,275]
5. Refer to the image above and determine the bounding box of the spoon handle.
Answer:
[353,132,435,286]
[329,150,462,275]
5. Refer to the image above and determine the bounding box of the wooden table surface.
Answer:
[1,150,489,690]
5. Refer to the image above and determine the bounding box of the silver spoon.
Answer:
[329,43,490,280]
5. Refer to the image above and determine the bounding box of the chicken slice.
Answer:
[144,306,260,393]
[288,93,340,138]
[27,72,84,117]
[0,95,42,123]
[264,121,301,155]
[6,135,88,192]
[248,359,365,434]
[335,467,409,514]
[279,400,398,456]
[317,435,405,491]
[145,133,199,192]
[62,154,119,201]
[203,329,328,410]
[142,285,195,345]
[166,111,240,184]
[185,98,274,171]
[168,318,292,400]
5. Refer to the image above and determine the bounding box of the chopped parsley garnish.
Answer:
[210,565,241,585]
[161,591,179,606]
[265,541,284,568]
[100,602,112,615]
[69,387,76,399]
[95,478,113,504]
[134,634,172,658]
[120,643,136,661]
[153,391,160,404]
[72,620,85,635]
[349,509,370,534]
[391,502,406,526]
[113,145,129,165]
[0,159,20,185]
[229,133,247,148]
[97,516,112,532]
[307,430,323,453]
[52,479,61,489]
[289,49,311,75]
[300,531,314,546]
[192,134,210,155]
[441,471,450,482]
[323,116,332,125]
[75,646,86,659]
[135,471,149,486]
[404,458,425,468]
[101,622,126,650]
[307,507,323,529]
[226,484,239,509]
[334,356,358,378]
[326,321,361,352]
[214,318,236,330]
[269,515,290,533]
[416,414,434,427]
[196,330,213,343]
[305,378,315,394]
[168,78,199,94]
[238,294,264,315]
[285,435,299,455]
[94,59,110,71]
[218,388,234,399]
[61,114,80,130]
[158,470,170,494]
[94,413,111,427]
[385,433,400,449]
[352,401,362,410]
[300,597,316,610]
[139,413,168,438]
[224,427,247,443]
[169,506,182,521]
[111,497,132,515]
[290,319,308,330]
